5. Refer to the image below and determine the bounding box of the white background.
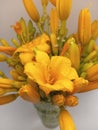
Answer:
[0,0,98,130]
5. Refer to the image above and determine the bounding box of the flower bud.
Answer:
[0,94,18,105]
[19,84,40,103]
[50,33,58,54]
[10,70,25,81]
[52,94,65,106]
[65,95,78,107]
[49,0,56,6]
[56,0,72,21]
[23,0,40,22]
[41,0,48,6]
[78,8,91,45]
[0,54,7,62]
[12,22,22,34]
[91,20,98,40]
[59,108,76,130]
[50,8,58,34]
[73,78,88,93]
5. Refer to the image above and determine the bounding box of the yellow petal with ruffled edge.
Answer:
[24,51,79,95]
[40,79,73,95]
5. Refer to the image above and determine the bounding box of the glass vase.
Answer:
[34,101,61,128]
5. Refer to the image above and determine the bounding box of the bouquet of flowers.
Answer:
[0,0,98,129]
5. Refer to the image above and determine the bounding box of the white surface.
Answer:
[0,0,98,130]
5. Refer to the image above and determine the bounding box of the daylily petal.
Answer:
[36,43,50,53]
[14,43,33,54]
[50,56,72,79]
[54,79,73,92]
[51,56,71,67]
[67,68,79,80]
[39,79,73,95]
[24,62,46,84]
[34,49,50,66]
[32,33,50,52]
[19,52,34,65]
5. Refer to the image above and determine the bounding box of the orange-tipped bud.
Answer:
[49,0,56,6]
[65,95,78,107]
[19,84,40,103]
[12,22,22,34]
[52,94,65,106]
[78,8,91,45]
[0,94,18,105]
[0,46,16,55]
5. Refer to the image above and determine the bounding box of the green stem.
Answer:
[60,20,67,37]
[43,5,49,34]
[37,22,44,34]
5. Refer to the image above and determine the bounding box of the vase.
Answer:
[34,101,61,128]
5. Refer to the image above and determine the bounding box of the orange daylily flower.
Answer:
[24,50,78,95]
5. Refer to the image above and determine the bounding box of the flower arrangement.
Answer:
[0,0,98,129]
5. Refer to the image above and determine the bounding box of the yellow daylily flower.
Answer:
[14,33,50,64]
[24,50,78,95]
[15,33,50,54]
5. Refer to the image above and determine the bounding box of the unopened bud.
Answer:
[0,54,7,62]
[52,94,65,106]
[56,0,72,21]
[19,84,40,103]
[41,0,48,6]
[49,0,56,6]
[78,8,91,45]
[65,95,78,107]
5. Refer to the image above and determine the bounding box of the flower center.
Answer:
[46,66,56,85]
